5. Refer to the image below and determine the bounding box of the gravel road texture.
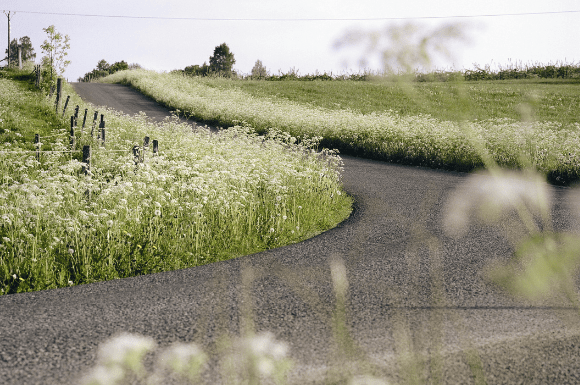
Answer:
[0,82,579,384]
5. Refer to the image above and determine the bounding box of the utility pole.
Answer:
[3,11,13,68]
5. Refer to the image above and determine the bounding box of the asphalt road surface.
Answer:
[1,83,579,384]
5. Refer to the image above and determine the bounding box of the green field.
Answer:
[227,78,580,125]
[105,70,580,185]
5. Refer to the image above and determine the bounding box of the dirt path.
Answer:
[1,83,579,384]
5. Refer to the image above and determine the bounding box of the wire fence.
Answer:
[2,82,160,175]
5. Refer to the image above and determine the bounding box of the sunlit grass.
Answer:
[103,69,580,185]
[0,70,352,295]
[195,77,580,125]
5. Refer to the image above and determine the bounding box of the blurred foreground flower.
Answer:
[486,232,580,300]
[147,341,207,385]
[443,169,580,302]
[82,333,156,385]
[350,375,390,385]
[443,170,551,238]
[81,331,292,385]
[223,331,292,385]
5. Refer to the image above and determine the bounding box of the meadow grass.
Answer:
[228,77,580,126]
[0,68,352,295]
[103,69,580,185]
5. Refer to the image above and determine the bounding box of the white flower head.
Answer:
[443,170,551,237]
[158,342,207,376]
[349,375,390,385]
[228,331,291,378]
[96,333,156,373]
[81,364,124,385]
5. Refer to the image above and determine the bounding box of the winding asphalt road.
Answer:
[1,83,580,384]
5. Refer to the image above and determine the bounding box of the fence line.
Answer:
[0,149,133,154]
[2,89,160,181]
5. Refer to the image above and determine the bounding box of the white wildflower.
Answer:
[350,375,390,385]
[158,342,207,376]
[443,170,551,237]
[96,333,156,371]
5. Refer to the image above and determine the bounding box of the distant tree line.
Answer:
[79,60,142,82]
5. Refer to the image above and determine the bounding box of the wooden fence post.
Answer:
[74,105,79,126]
[70,117,76,150]
[82,145,91,175]
[81,108,88,132]
[91,111,98,137]
[142,136,150,162]
[82,145,92,200]
[153,139,159,155]
[35,133,40,161]
[55,78,62,113]
[98,115,105,145]
[62,96,70,118]
[133,145,140,166]
[35,65,41,88]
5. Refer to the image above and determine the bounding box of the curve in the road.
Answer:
[1,83,579,384]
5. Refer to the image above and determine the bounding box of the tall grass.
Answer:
[104,69,580,185]
[216,77,580,125]
[0,70,352,295]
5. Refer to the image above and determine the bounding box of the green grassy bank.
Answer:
[104,70,580,185]
[0,68,352,294]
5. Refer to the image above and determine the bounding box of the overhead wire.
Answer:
[3,9,580,21]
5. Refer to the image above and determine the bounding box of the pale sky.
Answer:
[1,0,579,81]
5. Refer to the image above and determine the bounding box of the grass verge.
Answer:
[0,68,352,294]
[103,69,580,185]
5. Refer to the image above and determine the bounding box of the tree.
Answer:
[96,59,110,72]
[128,63,143,70]
[209,43,236,77]
[251,59,268,79]
[184,62,209,77]
[109,60,129,73]
[40,25,71,80]
[5,36,36,64]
